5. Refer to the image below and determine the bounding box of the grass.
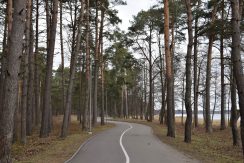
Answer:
[116,118,243,163]
[12,116,114,163]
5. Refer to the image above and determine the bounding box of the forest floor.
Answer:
[116,117,243,163]
[12,115,114,163]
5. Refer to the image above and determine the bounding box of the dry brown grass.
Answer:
[117,118,243,163]
[12,116,114,163]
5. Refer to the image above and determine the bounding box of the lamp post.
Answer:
[105,88,108,123]
[88,59,93,135]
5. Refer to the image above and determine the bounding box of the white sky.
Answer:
[53,0,159,69]
[114,0,159,31]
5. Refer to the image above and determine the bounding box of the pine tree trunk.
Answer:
[184,0,193,143]
[71,0,78,59]
[100,8,105,125]
[121,87,124,118]
[101,60,105,125]
[170,1,175,123]
[231,71,240,146]
[0,2,11,113]
[21,50,28,144]
[125,84,129,118]
[140,96,144,120]
[231,0,244,155]
[79,58,85,124]
[59,0,65,114]
[148,25,153,122]
[13,82,21,142]
[34,0,40,126]
[164,0,175,137]
[144,64,148,120]
[61,0,85,138]
[220,0,226,130]
[67,0,78,123]
[193,0,200,128]
[181,73,185,126]
[160,79,166,124]
[211,80,218,122]
[40,0,59,138]
[93,0,99,126]
[205,5,217,133]
[21,0,33,141]
[82,0,90,131]
[0,0,26,161]
[159,33,166,125]
[26,0,34,135]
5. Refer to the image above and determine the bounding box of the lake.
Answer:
[175,113,231,120]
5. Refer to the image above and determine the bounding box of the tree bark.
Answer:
[79,56,85,124]
[82,0,90,131]
[144,64,148,120]
[0,0,12,113]
[231,71,240,146]
[211,79,218,122]
[27,0,34,135]
[220,0,226,130]
[34,0,40,126]
[125,84,129,118]
[59,0,65,114]
[61,0,85,138]
[148,25,153,122]
[21,45,28,144]
[184,0,193,143]
[101,55,105,125]
[231,0,244,155]
[40,0,59,138]
[70,0,78,60]
[164,0,175,137]
[93,0,99,126]
[170,0,175,123]
[100,7,105,126]
[13,81,21,142]
[0,0,26,161]
[21,0,32,142]
[121,86,124,118]
[205,5,217,133]
[181,73,185,126]
[159,33,166,125]
[193,0,200,128]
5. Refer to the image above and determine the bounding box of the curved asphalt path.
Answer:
[66,121,199,163]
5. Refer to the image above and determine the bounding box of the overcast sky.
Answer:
[53,0,159,69]
[114,0,159,31]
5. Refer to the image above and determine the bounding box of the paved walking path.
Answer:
[66,121,199,163]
